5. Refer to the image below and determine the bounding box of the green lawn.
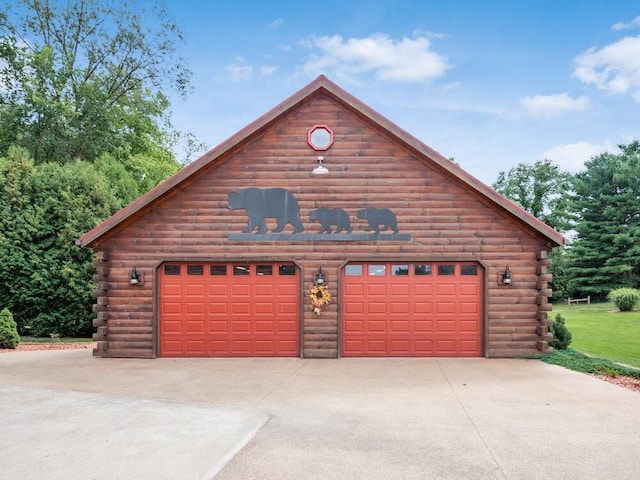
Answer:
[20,336,93,344]
[553,302,640,368]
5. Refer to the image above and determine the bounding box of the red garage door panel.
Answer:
[342,263,483,357]
[160,263,299,357]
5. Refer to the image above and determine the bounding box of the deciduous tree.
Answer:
[0,0,191,166]
[493,159,573,232]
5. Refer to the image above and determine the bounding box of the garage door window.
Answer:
[279,265,296,275]
[461,265,478,275]
[345,265,363,276]
[187,265,204,275]
[415,264,432,275]
[164,265,180,275]
[437,265,455,275]
[368,265,386,276]
[210,265,227,275]
[392,265,409,276]
[256,265,273,276]
[233,265,250,275]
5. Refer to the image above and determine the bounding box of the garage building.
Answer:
[77,76,564,359]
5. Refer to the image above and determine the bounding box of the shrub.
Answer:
[0,308,20,349]
[542,349,640,379]
[549,313,572,350]
[608,288,640,312]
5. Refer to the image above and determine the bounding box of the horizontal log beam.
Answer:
[92,318,107,328]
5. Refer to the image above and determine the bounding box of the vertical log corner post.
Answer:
[535,250,553,352]
[92,250,110,356]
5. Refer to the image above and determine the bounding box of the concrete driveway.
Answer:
[1,350,639,480]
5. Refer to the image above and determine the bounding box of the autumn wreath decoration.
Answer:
[308,285,331,315]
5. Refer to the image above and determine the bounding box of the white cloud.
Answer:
[434,82,461,94]
[411,29,448,40]
[612,16,640,31]
[541,141,614,172]
[261,65,278,76]
[225,58,253,81]
[520,93,591,118]
[269,18,284,29]
[299,33,451,83]
[572,36,640,100]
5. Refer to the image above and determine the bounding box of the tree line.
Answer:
[0,0,199,335]
[492,142,640,301]
[1,1,638,337]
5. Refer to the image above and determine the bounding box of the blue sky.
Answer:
[164,1,640,184]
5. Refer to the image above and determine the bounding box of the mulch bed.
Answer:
[2,343,639,393]
[591,374,640,393]
[0,343,96,353]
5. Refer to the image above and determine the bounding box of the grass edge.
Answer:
[540,348,640,379]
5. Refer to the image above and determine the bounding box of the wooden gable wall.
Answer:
[91,93,554,358]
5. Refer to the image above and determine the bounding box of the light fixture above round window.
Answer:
[308,125,333,151]
[312,156,329,175]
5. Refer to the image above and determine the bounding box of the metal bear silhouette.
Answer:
[309,208,352,234]
[357,208,399,233]
[228,188,304,234]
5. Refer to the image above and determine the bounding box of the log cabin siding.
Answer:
[86,88,559,359]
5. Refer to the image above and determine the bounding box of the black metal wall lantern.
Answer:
[315,267,326,286]
[501,266,512,285]
[129,267,140,285]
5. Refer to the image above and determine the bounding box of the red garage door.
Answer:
[342,262,483,357]
[160,263,299,357]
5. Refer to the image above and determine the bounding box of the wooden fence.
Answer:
[567,295,590,309]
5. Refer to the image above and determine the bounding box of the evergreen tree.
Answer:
[549,314,571,350]
[0,148,120,336]
[0,308,19,349]
[566,141,640,297]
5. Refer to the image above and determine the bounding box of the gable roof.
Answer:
[77,75,565,248]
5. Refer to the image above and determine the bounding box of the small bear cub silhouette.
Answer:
[356,208,399,233]
[309,208,352,234]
